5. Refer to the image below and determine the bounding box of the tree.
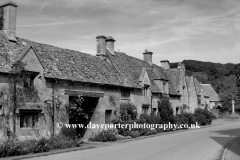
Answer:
[158,97,174,123]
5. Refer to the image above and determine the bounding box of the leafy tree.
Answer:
[158,97,174,123]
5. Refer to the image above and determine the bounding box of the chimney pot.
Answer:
[96,35,106,58]
[143,50,153,66]
[0,1,18,42]
[106,36,115,55]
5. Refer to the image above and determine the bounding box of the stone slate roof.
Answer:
[0,31,134,88]
[164,68,180,95]
[106,51,178,94]
[193,77,202,95]
[0,31,181,94]
[201,84,220,101]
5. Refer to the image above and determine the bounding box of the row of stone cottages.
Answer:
[0,2,221,139]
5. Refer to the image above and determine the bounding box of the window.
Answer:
[105,110,112,124]
[0,105,2,115]
[142,105,149,115]
[121,89,130,99]
[143,86,149,96]
[163,82,167,93]
[197,95,201,105]
[20,111,39,128]
[24,75,34,89]
[152,108,157,115]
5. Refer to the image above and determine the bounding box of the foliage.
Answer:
[89,128,118,142]
[194,108,216,125]
[61,126,77,139]
[139,113,162,124]
[0,135,82,158]
[112,119,132,136]
[32,137,51,153]
[119,102,137,121]
[0,61,40,134]
[172,60,240,111]
[158,97,175,123]
[129,130,140,138]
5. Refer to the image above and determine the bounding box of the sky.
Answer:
[2,0,240,64]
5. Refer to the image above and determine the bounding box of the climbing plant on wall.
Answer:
[0,61,40,136]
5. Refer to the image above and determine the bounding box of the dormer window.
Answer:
[143,85,149,96]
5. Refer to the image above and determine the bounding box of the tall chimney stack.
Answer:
[143,49,153,65]
[0,1,18,42]
[160,60,170,69]
[96,35,107,59]
[106,36,115,55]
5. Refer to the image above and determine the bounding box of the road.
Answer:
[27,121,240,160]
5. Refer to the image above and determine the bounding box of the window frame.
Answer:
[20,110,40,129]
[121,89,130,99]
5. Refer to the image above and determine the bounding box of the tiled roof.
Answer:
[164,68,180,95]
[193,77,202,95]
[0,31,181,94]
[0,32,134,87]
[106,51,172,93]
[201,84,220,101]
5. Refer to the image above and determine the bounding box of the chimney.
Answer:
[0,1,18,42]
[106,36,115,55]
[143,49,153,65]
[96,35,107,59]
[160,60,170,69]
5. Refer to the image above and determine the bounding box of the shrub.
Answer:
[158,97,175,123]
[112,119,133,136]
[0,135,82,158]
[194,108,216,125]
[138,128,152,136]
[61,126,77,139]
[129,131,140,138]
[49,135,81,149]
[119,102,137,121]
[33,137,51,153]
[139,113,162,124]
[89,128,118,142]
[195,114,207,126]
[182,113,196,125]
[175,114,188,128]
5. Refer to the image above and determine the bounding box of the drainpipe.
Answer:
[52,79,58,136]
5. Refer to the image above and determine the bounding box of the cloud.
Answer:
[17,21,83,27]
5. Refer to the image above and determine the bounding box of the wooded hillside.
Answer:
[171,60,240,111]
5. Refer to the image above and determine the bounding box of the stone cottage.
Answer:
[0,2,220,139]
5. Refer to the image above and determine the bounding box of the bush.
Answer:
[33,137,51,153]
[158,97,175,123]
[139,113,162,124]
[182,113,196,125]
[89,128,118,142]
[195,114,207,126]
[112,119,132,136]
[49,135,81,149]
[61,126,77,139]
[194,108,216,125]
[129,131,140,138]
[0,135,82,158]
[119,102,137,121]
